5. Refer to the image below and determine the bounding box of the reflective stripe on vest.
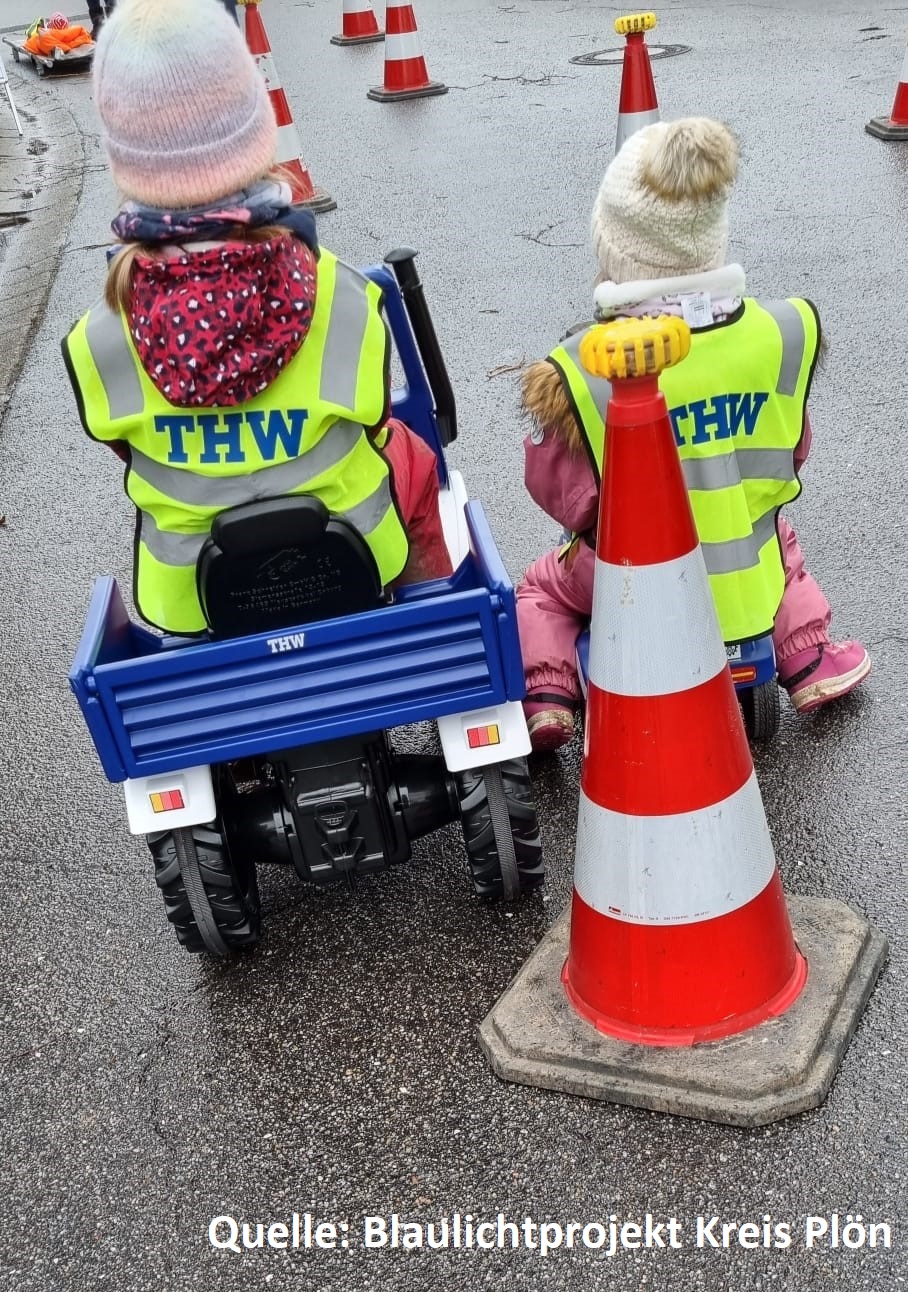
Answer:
[84,307,143,418]
[551,298,819,642]
[82,253,379,420]
[761,299,807,396]
[136,473,394,569]
[64,252,409,633]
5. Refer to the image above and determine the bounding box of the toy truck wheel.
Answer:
[739,678,781,744]
[455,759,544,901]
[149,823,260,957]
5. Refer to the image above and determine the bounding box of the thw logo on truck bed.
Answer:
[266,632,306,654]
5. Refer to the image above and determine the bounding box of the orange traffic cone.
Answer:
[331,0,384,46]
[478,315,887,1126]
[614,12,661,154]
[563,317,805,1044]
[866,38,908,140]
[367,2,447,102]
[242,0,337,212]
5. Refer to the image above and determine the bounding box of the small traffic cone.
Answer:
[367,2,447,102]
[479,316,887,1126]
[241,0,337,212]
[563,317,806,1044]
[331,0,384,46]
[614,12,661,154]
[866,38,908,140]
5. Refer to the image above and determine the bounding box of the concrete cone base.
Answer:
[293,190,338,215]
[330,32,385,45]
[367,82,448,102]
[865,115,908,140]
[479,896,887,1128]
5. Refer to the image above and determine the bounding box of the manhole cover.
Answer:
[570,44,691,66]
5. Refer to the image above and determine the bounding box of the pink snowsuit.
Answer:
[517,400,832,702]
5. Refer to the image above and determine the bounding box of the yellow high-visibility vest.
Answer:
[63,251,409,634]
[550,298,820,643]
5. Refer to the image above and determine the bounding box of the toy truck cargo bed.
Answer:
[69,501,526,783]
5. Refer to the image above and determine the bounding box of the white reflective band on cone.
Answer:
[384,31,423,60]
[252,53,278,91]
[589,547,728,697]
[275,123,304,161]
[573,770,776,924]
[616,108,659,149]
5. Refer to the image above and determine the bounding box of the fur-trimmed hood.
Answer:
[522,358,584,455]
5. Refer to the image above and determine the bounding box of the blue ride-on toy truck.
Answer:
[69,250,544,958]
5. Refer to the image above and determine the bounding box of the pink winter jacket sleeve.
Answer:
[523,428,599,536]
[524,411,814,536]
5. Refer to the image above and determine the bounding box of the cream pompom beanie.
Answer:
[590,118,739,284]
[93,0,278,208]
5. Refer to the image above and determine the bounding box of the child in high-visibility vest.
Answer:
[518,118,870,751]
[63,0,450,634]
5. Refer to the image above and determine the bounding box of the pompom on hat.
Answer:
[93,0,278,208]
[591,117,739,284]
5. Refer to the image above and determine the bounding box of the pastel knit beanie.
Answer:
[590,118,739,284]
[93,0,277,208]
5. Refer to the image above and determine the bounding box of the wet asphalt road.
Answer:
[0,2,906,1289]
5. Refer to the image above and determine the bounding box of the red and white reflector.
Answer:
[562,317,807,1046]
[866,39,908,140]
[614,13,661,154]
[331,0,384,46]
[367,2,448,102]
[243,1,337,211]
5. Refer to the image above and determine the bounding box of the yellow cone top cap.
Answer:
[615,12,657,35]
[578,316,691,381]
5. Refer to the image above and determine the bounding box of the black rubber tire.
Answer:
[149,822,261,957]
[739,679,781,744]
[455,759,544,901]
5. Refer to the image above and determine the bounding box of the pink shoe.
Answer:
[779,641,871,714]
[524,689,576,752]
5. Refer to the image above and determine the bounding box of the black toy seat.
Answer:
[197,496,385,640]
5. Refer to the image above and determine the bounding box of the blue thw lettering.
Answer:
[669,406,689,447]
[199,412,245,464]
[245,409,309,461]
[726,392,768,437]
[155,414,195,463]
[688,395,731,443]
[668,392,769,445]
